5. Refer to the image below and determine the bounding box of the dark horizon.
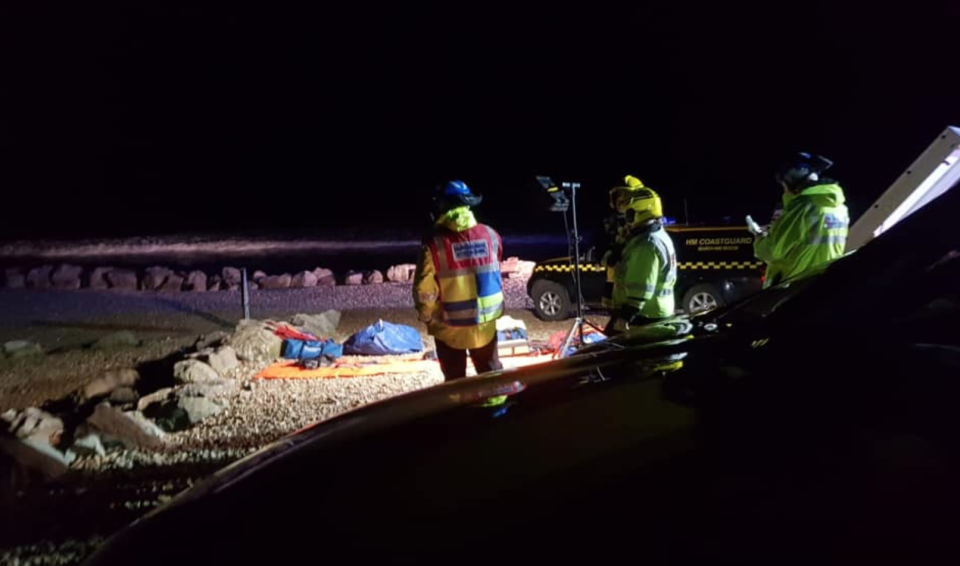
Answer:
[3,3,959,240]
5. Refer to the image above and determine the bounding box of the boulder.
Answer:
[229,319,283,363]
[179,378,239,399]
[207,274,223,291]
[363,270,384,284]
[312,268,334,281]
[500,257,519,275]
[6,408,64,446]
[173,359,221,384]
[3,340,43,359]
[259,274,292,290]
[290,311,342,338]
[318,275,336,287]
[81,368,140,402]
[91,331,139,350]
[108,386,139,406]
[291,271,318,288]
[3,268,26,289]
[205,346,239,375]
[0,435,69,479]
[70,432,106,457]
[387,264,417,283]
[86,403,164,451]
[88,267,114,290]
[106,269,138,290]
[136,387,175,412]
[26,265,54,289]
[344,270,363,286]
[195,330,230,351]
[159,273,185,292]
[51,264,83,290]
[252,270,268,283]
[185,271,208,292]
[148,395,225,432]
[142,266,174,291]
[222,267,242,287]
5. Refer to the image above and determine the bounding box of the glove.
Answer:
[746,215,766,236]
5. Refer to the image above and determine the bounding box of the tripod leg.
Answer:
[555,317,583,359]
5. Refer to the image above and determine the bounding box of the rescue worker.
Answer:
[751,152,850,289]
[601,175,645,310]
[605,182,677,335]
[413,180,505,381]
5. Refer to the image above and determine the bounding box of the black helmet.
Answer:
[775,152,834,191]
[433,180,482,213]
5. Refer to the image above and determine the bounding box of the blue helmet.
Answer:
[775,152,834,191]
[434,179,482,212]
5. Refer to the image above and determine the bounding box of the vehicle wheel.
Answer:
[682,283,726,314]
[531,280,572,321]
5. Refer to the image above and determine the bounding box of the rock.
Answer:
[205,346,239,374]
[207,274,223,291]
[312,268,333,281]
[344,270,363,285]
[252,270,267,283]
[136,387,175,412]
[3,340,43,359]
[71,432,106,457]
[7,407,64,446]
[3,268,26,289]
[516,260,536,278]
[142,266,173,291]
[26,265,54,289]
[159,273,185,292]
[88,267,114,290]
[291,270,318,288]
[500,257,519,275]
[259,274,292,290]
[51,264,83,290]
[363,270,384,284]
[148,396,224,432]
[81,368,140,401]
[318,274,336,287]
[86,403,164,451]
[222,267,242,287]
[179,378,239,399]
[290,311,341,338]
[387,263,417,283]
[91,331,140,350]
[227,284,240,292]
[108,386,139,406]
[0,435,69,479]
[229,319,283,363]
[184,270,208,292]
[195,330,230,351]
[173,359,221,384]
[106,269,138,290]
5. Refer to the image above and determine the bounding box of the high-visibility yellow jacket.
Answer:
[754,183,849,288]
[413,207,505,349]
[612,222,677,320]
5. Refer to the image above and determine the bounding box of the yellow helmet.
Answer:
[620,186,664,228]
[608,175,646,211]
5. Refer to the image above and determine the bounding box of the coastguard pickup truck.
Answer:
[527,225,764,320]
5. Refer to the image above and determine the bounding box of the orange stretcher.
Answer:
[254,352,555,380]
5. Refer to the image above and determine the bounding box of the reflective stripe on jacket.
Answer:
[754,183,849,288]
[612,223,677,319]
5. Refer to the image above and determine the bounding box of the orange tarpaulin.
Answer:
[254,353,556,380]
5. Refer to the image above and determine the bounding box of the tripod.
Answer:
[549,181,606,359]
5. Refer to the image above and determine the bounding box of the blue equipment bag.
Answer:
[282,338,343,360]
[343,319,424,356]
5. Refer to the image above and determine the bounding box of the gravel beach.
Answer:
[0,278,605,564]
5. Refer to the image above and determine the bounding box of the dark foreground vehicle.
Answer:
[87,188,959,564]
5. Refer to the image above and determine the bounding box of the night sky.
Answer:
[3,2,959,240]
